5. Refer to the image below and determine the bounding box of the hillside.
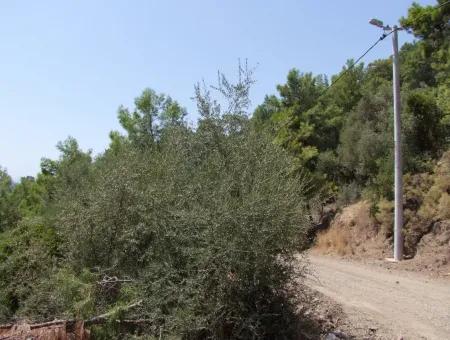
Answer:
[313,150,450,277]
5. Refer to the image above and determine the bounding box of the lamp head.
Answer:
[369,18,385,28]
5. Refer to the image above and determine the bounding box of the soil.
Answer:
[302,254,450,340]
[313,201,450,279]
[313,201,391,259]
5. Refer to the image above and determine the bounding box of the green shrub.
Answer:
[374,198,394,237]
[372,150,450,255]
[0,217,58,321]
[336,182,361,208]
[54,118,310,338]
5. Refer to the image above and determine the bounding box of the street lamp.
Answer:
[369,18,385,28]
[369,18,404,262]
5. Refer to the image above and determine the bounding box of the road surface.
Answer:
[306,256,450,339]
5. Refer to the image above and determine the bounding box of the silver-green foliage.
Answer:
[55,116,309,338]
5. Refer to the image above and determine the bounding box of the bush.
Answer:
[54,118,310,338]
[336,182,361,208]
[374,198,394,237]
[371,150,450,256]
[0,217,58,321]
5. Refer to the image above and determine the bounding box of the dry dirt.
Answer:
[313,200,450,278]
[314,201,391,258]
[304,255,450,340]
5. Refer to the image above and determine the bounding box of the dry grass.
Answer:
[315,225,354,256]
[314,201,385,257]
[313,151,450,277]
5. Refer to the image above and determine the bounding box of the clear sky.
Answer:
[0,0,436,179]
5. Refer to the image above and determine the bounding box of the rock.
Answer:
[325,331,347,339]
[333,330,348,338]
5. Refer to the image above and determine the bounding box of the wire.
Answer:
[323,32,390,95]
[437,0,450,9]
[322,0,449,95]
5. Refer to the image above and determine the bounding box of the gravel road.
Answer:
[306,255,450,339]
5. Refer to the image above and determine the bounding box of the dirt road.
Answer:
[306,256,450,339]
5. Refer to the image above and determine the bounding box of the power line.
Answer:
[323,0,450,95]
[323,32,391,94]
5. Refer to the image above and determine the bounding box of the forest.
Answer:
[0,1,449,339]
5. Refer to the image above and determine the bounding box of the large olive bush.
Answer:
[55,116,309,339]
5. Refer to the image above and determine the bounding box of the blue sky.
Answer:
[0,0,435,179]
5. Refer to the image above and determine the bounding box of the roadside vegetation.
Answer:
[254,0,449,263]
[0,1,448,338]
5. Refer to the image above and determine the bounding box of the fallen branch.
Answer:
[97,275,134,285]
[85,300,143,326]
[0,300,146,337]
[118,319,152,325]
[29,319,75,329]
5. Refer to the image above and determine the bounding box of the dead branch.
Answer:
[85,300,143,326]
[29,319,75,329]
[0,300,146,336]
[97,275,134,286]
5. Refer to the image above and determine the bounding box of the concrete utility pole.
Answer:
[369,19,403,261]
[391,25,403,262]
